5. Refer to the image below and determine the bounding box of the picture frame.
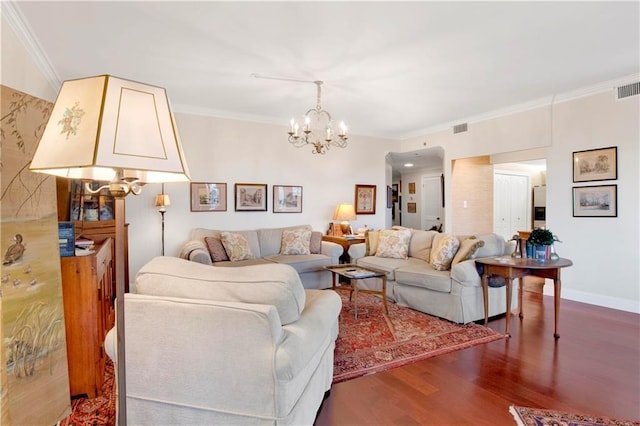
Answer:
[235,183,267,211]
[572,185,617,217]
[386,185,393,208]
[408,182,416,194]
[407,202,417,213]
[392,183,398,202]
[273,185,303,213]
[190,182,227,212]
[572,146,617,182]
[355,184,376,215]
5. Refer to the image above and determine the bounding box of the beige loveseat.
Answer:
[178,225,343,289]
[105,257,342,425]
[348,229,516,324]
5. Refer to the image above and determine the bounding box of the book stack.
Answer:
[74,236,95,256]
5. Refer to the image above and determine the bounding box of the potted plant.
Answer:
[527,228,559,261]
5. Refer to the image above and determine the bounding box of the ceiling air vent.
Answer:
[617,82,640,100]
[453,123,468,134]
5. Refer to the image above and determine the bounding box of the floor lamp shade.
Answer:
[29,74,191,425]
[30,74,191,184]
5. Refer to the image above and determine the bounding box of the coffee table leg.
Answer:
[352,278,358,320]
[382,275,388,315]
[554,278,561,339]
[482,273,489,326]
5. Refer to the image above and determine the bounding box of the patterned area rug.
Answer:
[510,405,640,426]
[58,359,115,425]
[333,291,504,383]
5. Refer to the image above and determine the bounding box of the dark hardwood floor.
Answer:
[316,290,640,425]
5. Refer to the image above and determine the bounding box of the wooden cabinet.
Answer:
[60,238,114,398]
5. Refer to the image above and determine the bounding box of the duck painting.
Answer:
[3,234,26,265]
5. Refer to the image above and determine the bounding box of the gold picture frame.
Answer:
[190,182,227,212]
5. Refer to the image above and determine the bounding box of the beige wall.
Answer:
[451,156,494,235]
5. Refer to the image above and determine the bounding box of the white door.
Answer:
[421,175,442,230]
[493,173,530,240]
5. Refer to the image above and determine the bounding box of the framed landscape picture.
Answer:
[273,185,302,213]
[355,184,376,214]
[573,146,617,182]
[190,182,227,212]
[235,183,267,211]
[572,185,617,217]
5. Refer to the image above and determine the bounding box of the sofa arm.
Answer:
[450,258,482,287]
[348,243,366,261]
[321,241,343,263]
[178,240,212,265]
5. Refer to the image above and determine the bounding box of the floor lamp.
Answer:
[29,75,191,425]
[154,184,171,256]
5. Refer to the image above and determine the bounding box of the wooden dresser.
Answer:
[60,238,114,398]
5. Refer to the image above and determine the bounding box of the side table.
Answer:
[475,256,573,339]
[322,235,365,263]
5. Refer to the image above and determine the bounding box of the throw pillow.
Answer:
[204,236,229,262]
[220,231,255,261]
[375,229,412,259]
[430,234,460,271]
[365,229,380,256]
[451,236,485,266]
[280,228,312,255]
[309,231,322,254]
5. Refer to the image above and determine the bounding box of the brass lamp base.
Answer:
[340,222,352,235]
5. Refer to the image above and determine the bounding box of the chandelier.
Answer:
[288,80,348,154]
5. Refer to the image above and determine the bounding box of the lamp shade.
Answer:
[154,194,171,207]
[333,203,356,221]
[29,74,191,183]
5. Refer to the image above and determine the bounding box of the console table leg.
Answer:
[554,278,561,339]
[518,277,525,319]
[505,279,513,338]
[482,273,489,326]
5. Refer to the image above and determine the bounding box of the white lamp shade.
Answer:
[333,203,356,221]
[30,75,190,183]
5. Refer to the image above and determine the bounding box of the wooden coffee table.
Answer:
[325,264,388,319]
[475,256,573,338]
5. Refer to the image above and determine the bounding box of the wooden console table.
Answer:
[322,235,365,263]
[475,257,573,339]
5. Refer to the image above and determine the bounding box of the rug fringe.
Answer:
[509,405,527,426]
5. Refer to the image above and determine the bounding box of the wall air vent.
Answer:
[453,123,468,134]
[617,82,640,100]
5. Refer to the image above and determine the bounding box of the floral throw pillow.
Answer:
[309,231,322,254]
[280,228,312,255]
[375,229,412,259]
[220,232,255,261]
[430,234,460,271]
[204,236,229,262]
[451,236,485,266]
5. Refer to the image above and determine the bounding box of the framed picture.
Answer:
[273,185,302,213]
[572,185,617,217]
[573,146,617,182]
[386,185,393,208]
[235,183,267,211]
[392,183,398,202]
[355,184,376,215]
[190,182,227,212]
[407,202,417,213]
[408,182,416,194]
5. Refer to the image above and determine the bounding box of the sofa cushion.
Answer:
[280,228,312,255]
[394,262,453,293]
[356,255,407,281]
[192,228,262,258]
[452,236,485,266]
[204,236,229,262]
[430,234,460,271]
[365,229,380,256]
[264,254,331,274]
[375,229,412,259]
[213,258,273,267]
[221,231,256,261]
[309,231,322,254]
[135,257,306,325]
[408,229,438,261]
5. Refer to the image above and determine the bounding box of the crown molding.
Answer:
[398,73,640,141]
[2,1,61,91]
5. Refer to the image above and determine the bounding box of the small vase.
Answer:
[534,245,550,261]
[550,244,559,260]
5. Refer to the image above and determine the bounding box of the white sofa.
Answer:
[105,256,342,425]
[178,225,343,289]
[348,229,516,324]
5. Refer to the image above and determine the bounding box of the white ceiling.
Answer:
[8,1,640,155]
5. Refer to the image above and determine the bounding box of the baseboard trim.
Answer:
[542,285,639,314]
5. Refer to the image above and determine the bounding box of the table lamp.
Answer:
[333,203,356,235]
[29,74,191,425]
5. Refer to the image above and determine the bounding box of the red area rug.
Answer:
[510,405,640,426]
[58,359,115,425]
[333,291,504,383]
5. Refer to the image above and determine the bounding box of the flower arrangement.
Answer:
[527,228,557,246]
